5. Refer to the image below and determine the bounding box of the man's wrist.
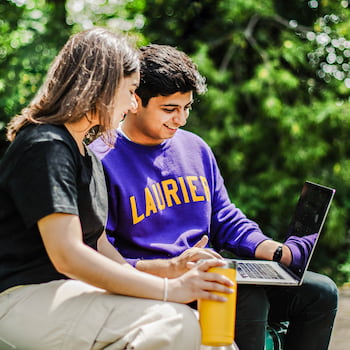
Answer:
[280,244,293,266]
[136,258,178,278]
[255,240,292,266]
[272,245,283,262]
[169,256,183,278]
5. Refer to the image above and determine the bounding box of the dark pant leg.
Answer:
[235,284,269,350]
[267,271,338,350]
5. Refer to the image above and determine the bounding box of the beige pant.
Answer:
[0,280,201,350]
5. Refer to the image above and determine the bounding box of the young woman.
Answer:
[0,28,232,350]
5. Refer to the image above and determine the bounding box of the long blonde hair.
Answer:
[7,27,139,141]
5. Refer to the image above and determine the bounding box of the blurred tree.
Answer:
[0,0,70,155]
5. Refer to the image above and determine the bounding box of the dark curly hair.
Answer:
[136,44,207,107]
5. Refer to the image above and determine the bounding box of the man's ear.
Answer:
[130,94,142,113]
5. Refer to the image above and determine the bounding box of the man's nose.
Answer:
[174,110,188,126]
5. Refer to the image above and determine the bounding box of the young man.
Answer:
[90,44,338,350]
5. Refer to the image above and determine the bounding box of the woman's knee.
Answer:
[168,303,201,338]
[151,302,201,350]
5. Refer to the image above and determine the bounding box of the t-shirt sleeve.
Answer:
[8,140,79,228]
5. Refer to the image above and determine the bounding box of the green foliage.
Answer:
[0,0,71,154]
[65,0,147,44]
[1,0,349,285]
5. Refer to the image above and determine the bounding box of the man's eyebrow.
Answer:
[161,100,194,107]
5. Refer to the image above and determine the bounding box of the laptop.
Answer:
[232,181,335,286]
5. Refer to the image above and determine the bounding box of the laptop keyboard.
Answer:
[238,262,285,279]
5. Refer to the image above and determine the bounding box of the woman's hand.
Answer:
[169,235,223,277]
[167,259,234,304]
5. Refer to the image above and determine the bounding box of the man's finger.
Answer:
[194,235,209,248]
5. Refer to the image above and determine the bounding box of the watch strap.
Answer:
[273,245,283,262]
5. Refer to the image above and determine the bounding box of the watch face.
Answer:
[273,246,283,262]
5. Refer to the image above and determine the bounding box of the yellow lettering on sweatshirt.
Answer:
[162,179,181,207]
[129,176,211,224]
[200,176,211,201]
[187,176,205,202]
[152,183,166,210]
[130,195,145,224]
[145,187,158,217]
[178,176,190,203]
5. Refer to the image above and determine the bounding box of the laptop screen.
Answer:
[285,181,335,277]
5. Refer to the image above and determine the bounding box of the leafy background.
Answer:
[1,0,349,285]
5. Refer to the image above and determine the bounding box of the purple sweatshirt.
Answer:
[90,128,273,266]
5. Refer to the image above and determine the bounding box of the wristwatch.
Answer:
[272,245,283,262]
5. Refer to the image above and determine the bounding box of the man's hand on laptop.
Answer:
[171,235,223,277]
[255,240,292,266]
[135,235,223,278]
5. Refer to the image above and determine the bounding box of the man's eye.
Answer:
[163,108,175,113]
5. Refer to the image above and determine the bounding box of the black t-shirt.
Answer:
[0,124,107,292]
